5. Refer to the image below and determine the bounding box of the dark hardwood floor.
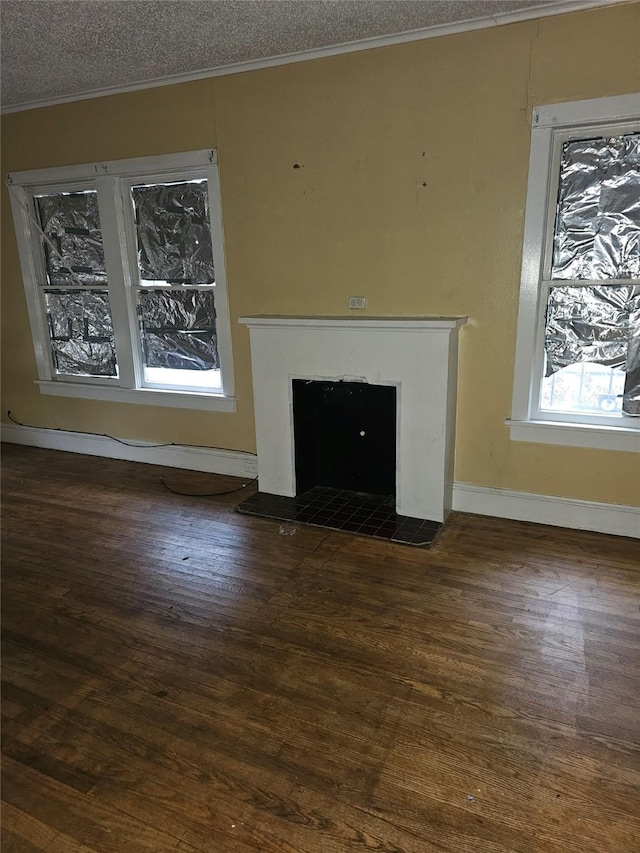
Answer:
[1,444,639,853]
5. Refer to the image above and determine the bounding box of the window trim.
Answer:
[34,379,237,411]
[509,94,640,451]
[7,150,236,412]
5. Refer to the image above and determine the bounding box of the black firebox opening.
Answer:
[292,380,396,498]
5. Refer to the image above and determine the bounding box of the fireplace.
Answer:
[238,315,466,542]
[293,379,397,498]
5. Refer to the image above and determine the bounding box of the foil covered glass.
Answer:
[138,289,218,371]
[131,181,215,285]
[623,291,640,415]
[36,191,107,287]
[44,290,117,376]
[544,285,640,415]
[552,133,640,280]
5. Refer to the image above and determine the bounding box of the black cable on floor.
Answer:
[159,476,258,498]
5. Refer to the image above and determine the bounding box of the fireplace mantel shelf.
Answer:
[239,315,467,330]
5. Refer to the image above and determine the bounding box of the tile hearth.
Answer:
[237,486,442,546]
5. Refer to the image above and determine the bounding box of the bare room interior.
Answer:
[1,1,639,851]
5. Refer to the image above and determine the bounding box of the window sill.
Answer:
[506,418,640,452]
[37,380,236,412]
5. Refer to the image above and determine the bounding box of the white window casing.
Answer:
[508,94,640,453]
[7,150,235,412]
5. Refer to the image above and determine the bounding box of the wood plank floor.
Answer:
[1,444,639,853]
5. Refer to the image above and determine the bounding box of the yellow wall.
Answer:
[2,3,639,506]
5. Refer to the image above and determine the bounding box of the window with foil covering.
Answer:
[510,96,640,450]
[542,133,640,418]
[8,151,235,411]
[35,190,117,378]
[130,179,220,390]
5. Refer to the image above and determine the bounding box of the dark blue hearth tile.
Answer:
[349,509,375,521]
[237,488,441,547]
[397,517,428,532]
[358,524,382,535]
[323,516,347,530]
[315,512,335,523]
[376,521,400,536]
[340,520,363,532]
[391,530,419,542]
[333,506,353,521]
[276,507,296,520]
[369,512,394,523]
[374,528,396,541]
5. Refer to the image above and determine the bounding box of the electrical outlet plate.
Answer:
[348,296,367,310]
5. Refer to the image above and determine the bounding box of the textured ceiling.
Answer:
[0,0,610,110]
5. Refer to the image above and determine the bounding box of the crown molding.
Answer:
[1,1,622,115]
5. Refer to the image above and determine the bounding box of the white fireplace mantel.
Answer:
[239,315,467,522]
[238,315,464,330]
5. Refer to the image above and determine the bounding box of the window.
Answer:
[509,95,640,451]
[8,151,235,411]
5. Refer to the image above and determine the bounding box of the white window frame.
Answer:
[7,150,235,412]
[508,94,640,453]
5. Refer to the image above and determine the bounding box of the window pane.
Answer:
[44,290,117,376]
[545,285,631,373]
[552,133,640,280]
[541,363,625,415]
[138,289,220,388]
[36,191,107,286]
[131,180,215,285]
[624,299,640,415]
[542,285,640,416]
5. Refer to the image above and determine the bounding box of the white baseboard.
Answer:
[1,423,257,478]
[452,482,639,539]
[2,423,637,538]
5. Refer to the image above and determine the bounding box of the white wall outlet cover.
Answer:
[348,296,367,310]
